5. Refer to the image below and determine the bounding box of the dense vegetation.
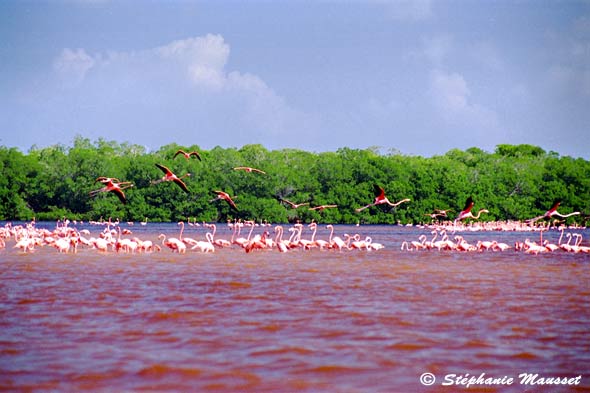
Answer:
[0,137,588,224]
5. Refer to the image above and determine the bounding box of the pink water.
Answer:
[1,224,589,392]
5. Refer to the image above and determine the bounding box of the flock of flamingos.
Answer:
[1,149,587,255]
[0,217,589,255]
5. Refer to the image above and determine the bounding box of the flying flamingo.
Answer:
[356,184,410,212]
[309,204,338,211]
[174,149,201,161]
[279,198,309,209]
[454,196,488,223]
[211,190,238,211]
[95,176,121,184]
[527,200,580,224]
[89,179,133,204]
[424,209,454,220]
[233,166,266,174]
[152,163,191,193]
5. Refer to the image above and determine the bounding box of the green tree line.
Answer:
[1,137,588,224]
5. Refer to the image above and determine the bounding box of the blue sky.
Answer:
[1,0,589,158]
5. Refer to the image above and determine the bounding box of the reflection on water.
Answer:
[1,224,589,391]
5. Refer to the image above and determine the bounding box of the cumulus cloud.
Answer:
[48,34,314,148]
[429,69,498,128]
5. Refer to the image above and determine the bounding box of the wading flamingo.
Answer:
[233,166,266,174]
[152,163,191,193]
[356,184,410,212]
[174,149,201,161]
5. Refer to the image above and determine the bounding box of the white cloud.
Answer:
[53,48,95,85]
[47,34,316,149]
[429,69,498,128]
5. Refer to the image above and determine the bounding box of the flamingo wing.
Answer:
[173,150,187,159]
[461,196,475,213]
[174,178,190,193]
[545,200,561,216]
[155,163,173,176]
[373,184,386,199]
[189,151,202,161]
[111,188,127,204]
[213,191,238,210]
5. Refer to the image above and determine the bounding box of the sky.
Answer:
[1,0,589,158]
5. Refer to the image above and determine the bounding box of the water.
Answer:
[1,223,589,391]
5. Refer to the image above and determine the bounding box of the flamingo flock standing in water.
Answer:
[1,219,587,255]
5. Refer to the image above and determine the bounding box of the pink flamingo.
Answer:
[205,223,231,248]
[527,200,580,224]
[356,184,410,212]
[454,196,488,223]
[211,190,238,211]
[326,224,347,251]
[152,163,190,193]
[274,226,289,252]
[309,222,330,249]
[309,204,338,211]
[233,166,266,174]
[279,198,309,209]
[174,149,201,161]
[89,179,133,204]
[158,233,186,253]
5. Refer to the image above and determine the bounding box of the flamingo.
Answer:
[89,179,133,204]
[454,197,488,223]
[205,223,231,248]
[211,190,238,211]
[177,221,198,248]
[356,184,410,212]
[192,232,215,253]
[424,209,453,220]
[174,149,201,161]
[309,222,330,249]
[245,231,270,253]
[279,198,309,209]
[158,233,186,253]
[95,176,121,184]
[152,163,191,193]
[527,200,580,224]
[233,166,266,174]
[327,224,347,251]
[274,226,289,252]
[309,204,338,211]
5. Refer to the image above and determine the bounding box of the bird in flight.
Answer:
[152,163,191,193]
[356,184,410,212]
[89,178,133,204]
[454,196,488,222]
[424,209,454,219]
[211,190,238,211]
[233,166,266,174]
[95,176,121,184]
[174,149,201,161]
[527,200,580,224]
[309,204,338,211]
[279,198,309,209]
